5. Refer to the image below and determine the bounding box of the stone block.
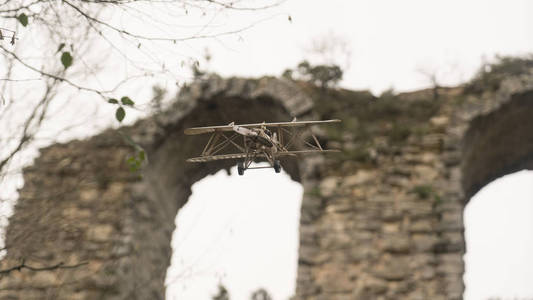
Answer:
[409,219,433,233]
[430,116,449,127]
[86,224,114,242]
[382,222,401,233]
[353,277,388,298]
[413,165,438,180]
[382,233,410,254]
[349,244,377,262]
[32,270,59,286]
[319,176,340,197]
[342,170,376,187]
[79,188,98,202]
[412,234,438,252]
[372,255,410,281]
[62,207,92,219]
[386,175,410,187]
[315,265,354,293]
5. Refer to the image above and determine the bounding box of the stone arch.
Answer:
[0,76,315,299]
[130,77,315,299]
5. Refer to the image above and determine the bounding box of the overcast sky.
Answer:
[165,1,533,300]
[2,1,532,300]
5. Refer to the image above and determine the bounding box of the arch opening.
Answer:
[165,165,303,300]
[135,91,307,299]
[463,170,533,300]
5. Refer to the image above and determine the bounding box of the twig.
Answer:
[0,44,106,97]
[63,0,278,42]
[0,259,88,275]
[0,81,55,172]
[0,78,42,82]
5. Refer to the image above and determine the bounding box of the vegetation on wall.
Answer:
[282,60,343,89]
[466,54,533,93]
[300,83,442,171]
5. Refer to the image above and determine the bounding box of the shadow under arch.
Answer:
[462,90,533,201]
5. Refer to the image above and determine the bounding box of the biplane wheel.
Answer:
[274,160,281,173]
[237,162,245,176]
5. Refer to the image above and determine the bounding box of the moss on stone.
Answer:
[411,184,433,199]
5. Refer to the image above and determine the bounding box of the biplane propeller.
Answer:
[184,119,341,175]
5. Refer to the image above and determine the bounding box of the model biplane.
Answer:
[184,119,341,175]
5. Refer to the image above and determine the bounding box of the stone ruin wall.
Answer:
[1,74,533,300]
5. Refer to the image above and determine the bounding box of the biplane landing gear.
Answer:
[273,160,281,173]
[237,162,245,176]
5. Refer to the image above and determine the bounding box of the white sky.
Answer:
[198,0,533,94]
[465,171,533,300]
[2,1,533,299]
[166,165,302,300]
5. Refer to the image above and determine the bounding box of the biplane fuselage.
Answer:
[184,119,341,175]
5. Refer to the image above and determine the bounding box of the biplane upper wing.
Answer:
[184,125,234,135]
[184,119,341,135]
[187,153,264,162]
[186,149,339,163]
[240,119,342,128]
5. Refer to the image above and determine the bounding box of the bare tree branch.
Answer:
[0,44,107,97]
[0,0,285,199]
[0,79,56,177]
[0,259,88,275]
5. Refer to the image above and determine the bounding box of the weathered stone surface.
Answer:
[342,169,376,186]
[2,73,533,300]
[381,233,410,254]
[319,176,340,197]
[86,224,114,242]
[372,255,411,281]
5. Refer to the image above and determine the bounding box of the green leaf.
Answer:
[120,96,134,106]
[127,154,142,172]
[17,14,28,27]
[138,150,145,162]
[60,52,73,69]
[115,107,125,122]
[129,164,137,172]
[108,98,119,104]
[56,43,65,54]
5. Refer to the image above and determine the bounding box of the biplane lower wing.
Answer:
[277,149,340,156]
[184,119,341,135]
[187,153,260,162]
[186,149,339,163]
